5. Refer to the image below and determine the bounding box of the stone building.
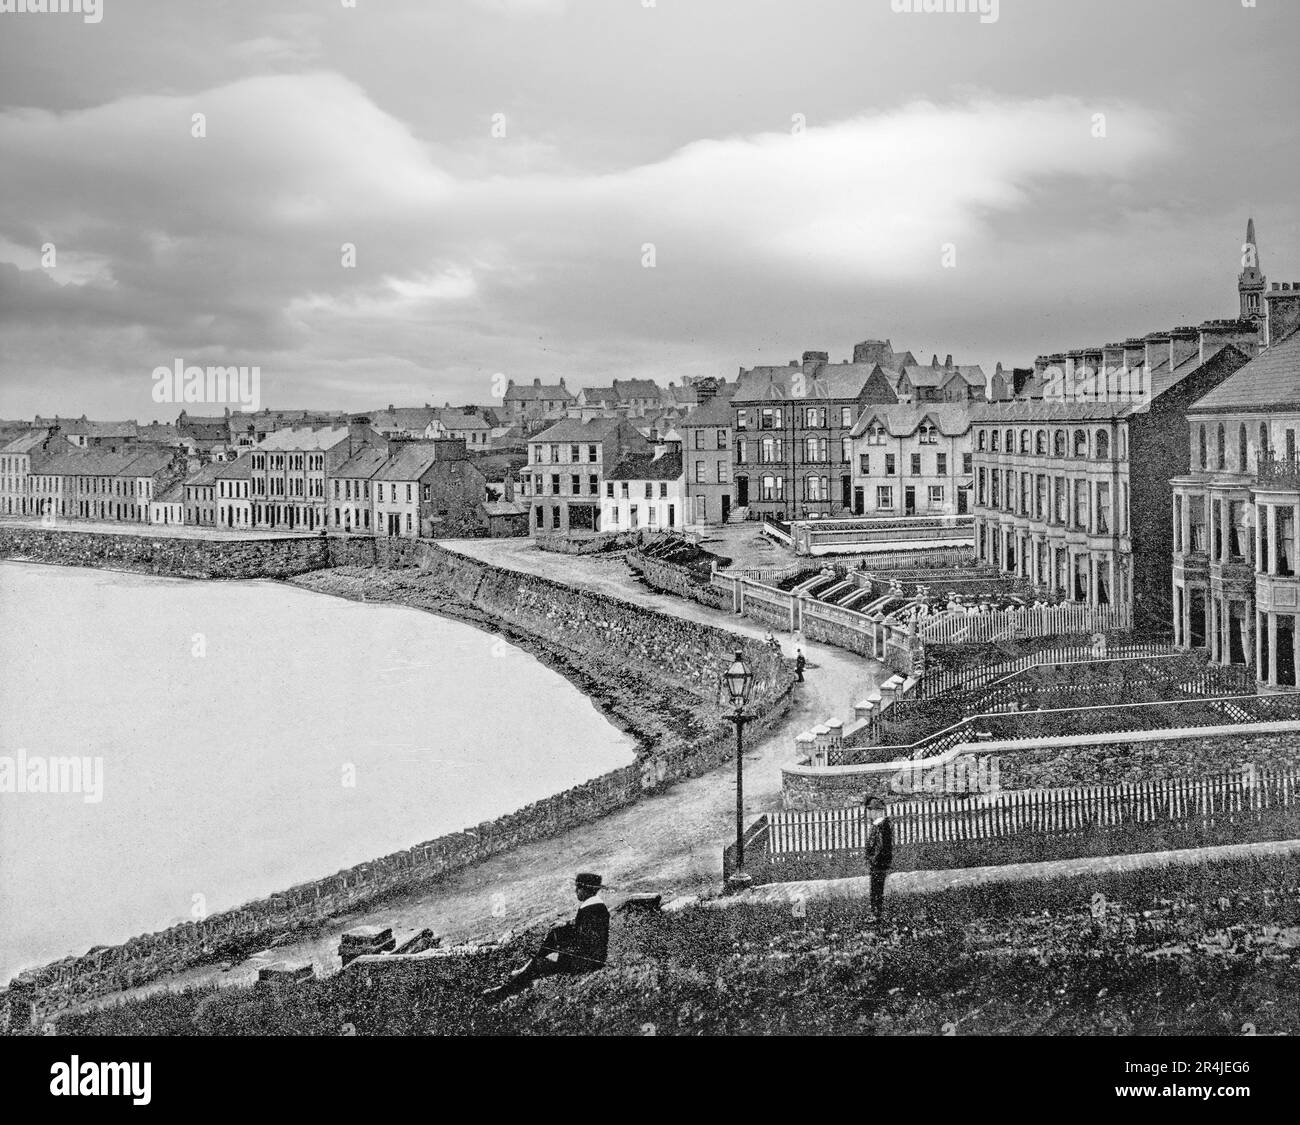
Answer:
[600,446,686,532]
[1171,302,1300,686]
[214,456,254,530]
[503,378,575,430]
[676,396,735,526]
[248,423,384,531]
[184,462,221,527]
[973,334,1251,625]
[372,440,484,539]
[0,429,50,516]
[330,446,388,533]
[848,404,974,517]
[27,448,185,524]
[522,416,649,534]
[730,352,897,520]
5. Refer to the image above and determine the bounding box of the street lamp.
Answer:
[724,650,754,874]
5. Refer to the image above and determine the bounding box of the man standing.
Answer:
[482,873,610,1003]
[795,648,806,683]
[864,796,893,919]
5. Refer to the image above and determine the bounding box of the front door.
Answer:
[841,475,852,511]
[957,488,968,515]
[736,477,749,507]
[721,496,730,524]
[904,487,916,516]
[854,487,864,516]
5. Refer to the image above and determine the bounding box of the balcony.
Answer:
[1255,456,1300,490]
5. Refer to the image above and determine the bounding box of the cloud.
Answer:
[0,76,1180,417]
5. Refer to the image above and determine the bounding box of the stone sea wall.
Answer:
[0,529,794,1022]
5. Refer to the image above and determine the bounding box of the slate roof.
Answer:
[613,379,663,402]
[256,426,349,451]
[1,430,49,455]
[732,364,876,403]
[504,380,574,402]
[850,404,974,438]
[437,409,490,430]
[212,455,254,480]
[333,447,390,479]
[374,446,441,482]
[368,407,441,432]
[678,397,735,427]
[1188,329,1300,413]
[32,449,175,478]
[607,451,684,481]
[530,416,625,443]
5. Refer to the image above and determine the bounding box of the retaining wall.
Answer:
[0,529,794,1021]
[782,724,1300,811]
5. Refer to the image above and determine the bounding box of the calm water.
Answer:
[0,562,635,982]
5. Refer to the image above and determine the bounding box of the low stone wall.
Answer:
[782,723,1300,811]
[532,530,647,555]
[1,529,795,1020]
[0,525,377,579]
[626,551,730,610]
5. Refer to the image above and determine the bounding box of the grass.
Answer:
[43,852,1300,1037]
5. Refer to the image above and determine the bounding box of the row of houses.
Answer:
[520,346,999,533]
[971,219,1300,687]
[1,422,527,539]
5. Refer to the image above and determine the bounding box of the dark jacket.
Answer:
[541,900,610,973]
[865,816,893,870]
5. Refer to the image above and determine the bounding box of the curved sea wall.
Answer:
[0,528,793,1022]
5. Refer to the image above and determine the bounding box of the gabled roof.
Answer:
[212,455,254,480]
[607,451,684,481]
[504,380,574,402]
[1,430,49,454]
[256,426,349,452]
[374,446,442,482]
[368,407,441,432]
[184,463,224,488]
[437,409,490,430]
[678,397,734,426]
[613,378,663,401]
[850,404,973,438]
[732,364,876,403]
[530,416,626,443]
[333,447,389,479]
[1188,328,1300,413]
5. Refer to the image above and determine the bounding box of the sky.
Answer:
[0,0,1297,421]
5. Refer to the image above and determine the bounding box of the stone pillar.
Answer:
[826,717,844,758]
[796,731,818,767]
[1256,610,1264,682]
[1268,505,1278,575]
[812,724,830,766]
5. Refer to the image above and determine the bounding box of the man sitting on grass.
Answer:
[481,873,610,1003]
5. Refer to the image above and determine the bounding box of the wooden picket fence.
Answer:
[726,767,1300,881]
[918,602,1132,644]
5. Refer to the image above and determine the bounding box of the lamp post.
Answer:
[724,649,755,874]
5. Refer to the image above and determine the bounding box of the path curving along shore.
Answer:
[1,528,817,1020]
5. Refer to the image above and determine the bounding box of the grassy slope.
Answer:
[51,854,1300,1037]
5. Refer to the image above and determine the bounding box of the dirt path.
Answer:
[68,537,883,1014]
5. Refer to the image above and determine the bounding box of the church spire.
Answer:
[1239,216,1265,325]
